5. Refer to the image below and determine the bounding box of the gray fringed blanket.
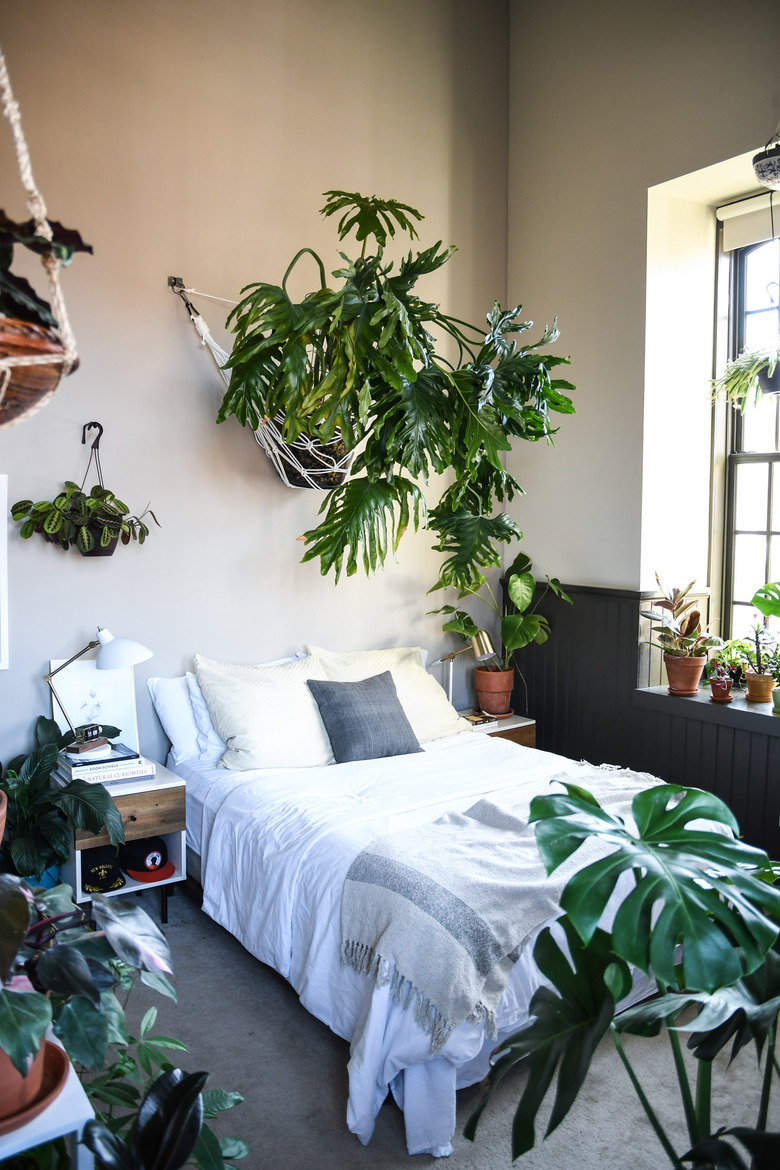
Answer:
[341,763,661,1055]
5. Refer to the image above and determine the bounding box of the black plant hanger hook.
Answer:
[80,420,105,491]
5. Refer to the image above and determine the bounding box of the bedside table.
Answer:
[460,712,536,747]
[57,761,186,924]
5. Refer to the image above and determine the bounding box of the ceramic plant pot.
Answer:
[744,672,775,703]
[0,318,73,429]
[0,1042,46,1124]
[474,667,514,716]
[663,654,706,697]
[773,689,780,714]
[709,679,733,703]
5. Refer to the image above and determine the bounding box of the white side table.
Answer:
[0,1058,94,1167]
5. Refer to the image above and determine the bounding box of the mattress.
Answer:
[171,733,652,1156]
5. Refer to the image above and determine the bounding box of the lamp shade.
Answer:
[471,630,496,662]
[95,628,153,671]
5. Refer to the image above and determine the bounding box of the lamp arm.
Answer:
[44,639,100,740]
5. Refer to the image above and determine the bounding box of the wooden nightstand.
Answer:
[460,712,536,747]
[57,761,186,923]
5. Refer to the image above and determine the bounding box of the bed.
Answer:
[148,646,660,1157]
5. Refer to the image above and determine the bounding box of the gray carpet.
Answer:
[120,887,778,1169]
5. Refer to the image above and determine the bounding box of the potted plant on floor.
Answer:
[466,779,780,1167]
[1,715,124,883]
[431,548,571,716]
[641,577,723,695]
[217,190,575,592]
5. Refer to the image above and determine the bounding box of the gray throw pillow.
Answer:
[306,671,422,763]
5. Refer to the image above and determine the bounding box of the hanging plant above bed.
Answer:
[213,190,576,592]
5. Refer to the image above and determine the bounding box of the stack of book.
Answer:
[54,742,156,786]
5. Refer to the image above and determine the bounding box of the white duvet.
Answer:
[173,733,611,1156]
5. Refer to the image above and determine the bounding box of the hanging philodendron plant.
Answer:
[217,190,576,592]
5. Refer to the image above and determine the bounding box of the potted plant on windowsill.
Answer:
[707,661,734,703]
[431,548,571,716]
[641,576,723,696]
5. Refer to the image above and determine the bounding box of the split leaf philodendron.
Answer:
[218,191,575,592]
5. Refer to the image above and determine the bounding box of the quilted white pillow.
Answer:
[305,645,468,743]
[194,653,333,770]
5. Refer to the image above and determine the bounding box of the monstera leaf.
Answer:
[465,917,632,1159]
[530,783,780,993]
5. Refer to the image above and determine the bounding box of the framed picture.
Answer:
[49,658,140,751]
[0,475,8,670]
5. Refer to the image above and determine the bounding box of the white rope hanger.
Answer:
[169,277,356,490]
[0,44,78,420]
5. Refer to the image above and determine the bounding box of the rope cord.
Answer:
[0,43,78,411]
[171,281,356,490]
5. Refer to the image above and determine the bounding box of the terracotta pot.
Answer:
[0,318,75,429]
[0,1041,46,1123]
[709,679,733,704]
[664,654,706,696]
[744,672,775,703]
[475,667,514,716]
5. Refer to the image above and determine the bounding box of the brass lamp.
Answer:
[45,627,152,753]
[431,631,497,705]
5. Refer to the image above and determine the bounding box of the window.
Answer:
[721,234,780,639]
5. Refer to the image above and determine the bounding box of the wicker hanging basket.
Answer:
[0,47,80,428]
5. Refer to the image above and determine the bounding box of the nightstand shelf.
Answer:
[459,712,536,747]
[56,762,186,922]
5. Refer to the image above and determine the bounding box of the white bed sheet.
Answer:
[172,734,621,1156]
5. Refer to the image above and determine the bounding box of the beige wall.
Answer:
[0,0,509,758]
[506,0,780,590]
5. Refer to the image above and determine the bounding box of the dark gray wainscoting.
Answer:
[509,582,780,859]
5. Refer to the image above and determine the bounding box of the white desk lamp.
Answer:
[431,630,497,705]
[45,627,152,753]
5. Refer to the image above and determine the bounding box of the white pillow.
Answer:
[193,653,334,770]
[305,645,468,743]
[147,676,200,765]
[186,672,227,761]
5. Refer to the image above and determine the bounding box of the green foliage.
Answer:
[467,781,780,1167]
[712,346,780,413]
[752,582,780,620]
[641,575,724,659]
[11,481,159,554]
[1,716,124,881]
[431,547,572,671]
[217,191,574,589]
[0,209,92,328]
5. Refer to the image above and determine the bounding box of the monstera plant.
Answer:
[466,781,780,1169]
[218,191,575,591]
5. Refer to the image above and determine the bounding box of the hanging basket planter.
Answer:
[254,412,356,490]
[0,318,76,427]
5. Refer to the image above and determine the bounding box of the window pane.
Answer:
[741,395,778,452]
[744,308,779,351]
[733,533,767,603]
[773,464,780,531]
[731,604,755,640]
[744,240,779,313]
[735,462,768,529]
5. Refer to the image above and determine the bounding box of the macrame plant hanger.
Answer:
[0,45,78,427]
[168,276,355,490]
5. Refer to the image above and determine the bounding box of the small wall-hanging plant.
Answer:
[10,421,159,556]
